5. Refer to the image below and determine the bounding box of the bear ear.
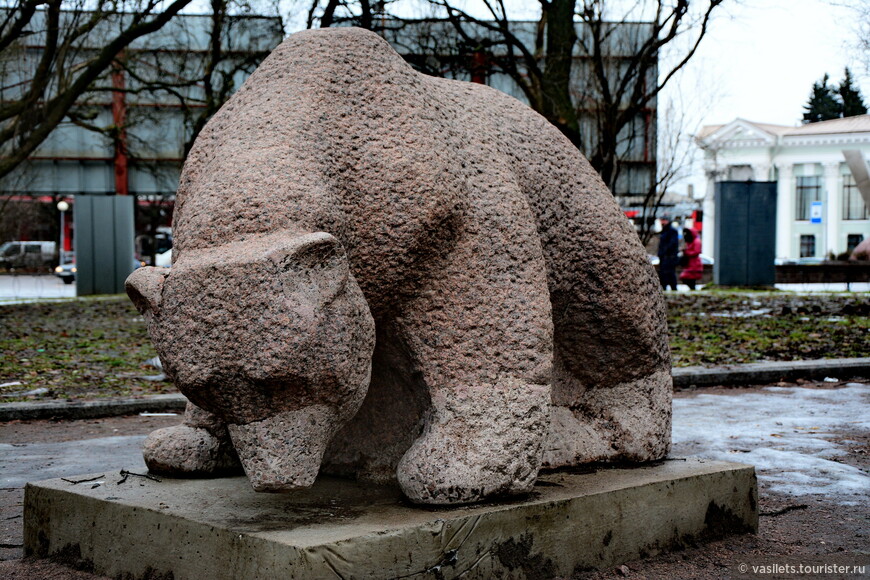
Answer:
[126,266,169,315]
[266,232,350,303]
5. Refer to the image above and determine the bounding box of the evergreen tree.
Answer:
[803,74,841,123]
[839,68,868,117]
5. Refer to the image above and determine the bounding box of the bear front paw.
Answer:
[143,424,242,476]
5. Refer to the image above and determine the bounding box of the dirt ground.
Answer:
[0,383,867,579]
[0,414,179,580]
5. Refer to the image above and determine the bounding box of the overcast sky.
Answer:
[679,0,869,128]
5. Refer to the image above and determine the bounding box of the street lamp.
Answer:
[57,200,70,265]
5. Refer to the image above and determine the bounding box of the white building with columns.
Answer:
[696,116,870,262]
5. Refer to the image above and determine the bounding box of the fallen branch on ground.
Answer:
[61,474,104,485]
[760,504,808,517]
[117,469,161,485]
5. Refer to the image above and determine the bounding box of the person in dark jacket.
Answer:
[679,228,703,290]
[657,216,679,291]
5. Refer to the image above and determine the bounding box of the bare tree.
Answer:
[637,93,694,244]
[121,1,283,262]
[574,2,722,191]
[631,57,724,245]
[303,0,725,242]
[832,1,870,76]
[0,158,41,244]
[418,1,724,196]
[0,0,200,181]
[1,0,283,260]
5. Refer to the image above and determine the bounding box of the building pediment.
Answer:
[697,118,785,149]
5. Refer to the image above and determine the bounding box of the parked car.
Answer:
[54,262,77,284]
[0,240,56,269]
[154,249,171,268]
[53,258,143,284]
[136,248,172,268]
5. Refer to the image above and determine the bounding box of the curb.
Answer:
[2,358,869,422]
[671,357,870,389]
[0,393,187,422]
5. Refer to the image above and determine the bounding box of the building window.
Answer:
[800,234,816,258]
[847,234,864,252]
[842,174,869,220]
[796,176,821,220]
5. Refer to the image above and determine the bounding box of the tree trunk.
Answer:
[540,0,580,146]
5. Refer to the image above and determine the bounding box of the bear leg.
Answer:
[143,402,242,476]
[544,364,672,467]
[397,380,550,504]
[391,205,554,504]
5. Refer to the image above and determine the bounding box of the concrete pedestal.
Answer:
[24,458,756,579]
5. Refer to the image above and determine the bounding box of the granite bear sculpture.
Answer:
[126,27,672,505]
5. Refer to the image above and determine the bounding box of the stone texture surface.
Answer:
[227,405,342,491]
[849,237,870,260]
[126,27,671,505]
[397,380,550,504]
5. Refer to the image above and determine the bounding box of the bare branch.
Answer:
[0,0,48,54]
[0,0,197,179]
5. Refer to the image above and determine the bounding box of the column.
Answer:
[702,171,718,260]
[775,163,794,260]
[823,162,841,258]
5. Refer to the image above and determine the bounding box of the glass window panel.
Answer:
[842,174,869,220]
[796,176,821,220]
[800,234,816,258]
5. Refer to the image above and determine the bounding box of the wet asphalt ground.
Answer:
[1,379,868,579]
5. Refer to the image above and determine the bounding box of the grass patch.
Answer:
[0,297,169,402]
[667,292,870,366]
[1,292,868,401]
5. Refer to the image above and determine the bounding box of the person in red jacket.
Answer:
[679,228,703,290]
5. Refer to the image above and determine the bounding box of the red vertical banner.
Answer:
[112,54,129,196]
[470,51,488,85]
[64,215,73,251]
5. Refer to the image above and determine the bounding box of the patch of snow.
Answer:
[709,308,772,318]
[774,283,870,292]
[673,384,870,503]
